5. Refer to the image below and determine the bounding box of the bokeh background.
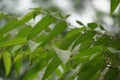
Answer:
[0,0,120,35]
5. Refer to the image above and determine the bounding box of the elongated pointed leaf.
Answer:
[2,51,12,76]
[14,54,24,63]
[0,38,27,48]
[78,56,105,80]
[15,11,38,26]
[15,60,22,75]
[16,26,32,38]
[23,55,46,80]
[0,19,17,35]
[60,28,81,50]
[28,16,55,39]
[95,35,110,47]
[0,11,38,35]
[110,0,120,15]
[23,60,46,80]
[73,46,103,60]
[79,39,93,51]
[76,20,85,26]
[41,21,67,46]
[73,31,96,48]
[23,48,54,80]
[71,46,103,68]
[42,55,61,80]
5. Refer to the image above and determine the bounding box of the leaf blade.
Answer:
[110,0,120,15]
[2,51,12,76]
[0,38,27,48]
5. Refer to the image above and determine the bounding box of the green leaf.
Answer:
[99,25,105,30]
[2,51,12,76]
[53,46,71,64]
[42,55,61,80]
[36,34,47,42]
[78,56,105,80]
[15,60,22,75]
[110,0,120,15]
[0,53,2,60]
[87,22,98,29]
[60,28,82,50]
[11,44,23,53]
[55,67,63,77]
[28,16,55,39]
[16,26,32,38]
[0,11,38,35]
[15,11,39,27]
[0,19,17,35]
[73,46,103,60]
[0,38,27,48]
[23,59,46,80]
[79,39,93,51]
[41,21,67,46]
[95,35,110,47]
[104,68,119,80]
[0,34,10,43]
[23,48,54,80]
[73,31,96,48]
[14,53,24,63]
[0,12,4,19]
[76,20,85,26]
[110,39,120,50]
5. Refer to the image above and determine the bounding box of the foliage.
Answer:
[0,0,120,80]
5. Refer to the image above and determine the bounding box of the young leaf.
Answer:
[41,21,67,46]
[2,51,12,76]
[110,0,120,15]
[0,38,27,48]
[14,53,24,63]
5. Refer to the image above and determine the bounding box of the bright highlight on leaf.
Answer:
[2,51,12,76]
[110,0,120,15]
[0,38,27,48]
